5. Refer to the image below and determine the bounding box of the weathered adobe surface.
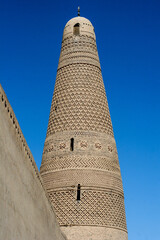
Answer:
[0,84,67,240]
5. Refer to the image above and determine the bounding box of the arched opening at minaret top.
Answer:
[73,23,80,35]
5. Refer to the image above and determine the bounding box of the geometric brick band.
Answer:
[41,156,120,174]
[58,35,100,69]
[41,169,123,192]
[47,63,113,136]
[40,155,120,174]
[49,189,127,231]
[60,35,98,56]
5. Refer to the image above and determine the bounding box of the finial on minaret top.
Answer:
[78,6,80,16]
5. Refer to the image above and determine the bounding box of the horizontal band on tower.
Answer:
[58,56,101,69]
[48,188,127,231]
[41,168,123,193]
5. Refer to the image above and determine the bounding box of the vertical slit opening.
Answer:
[70,138,74,151]
[77,184,81,201]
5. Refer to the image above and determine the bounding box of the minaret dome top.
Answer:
[63,16,95,40]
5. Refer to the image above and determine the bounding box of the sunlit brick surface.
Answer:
[40,16,128,240]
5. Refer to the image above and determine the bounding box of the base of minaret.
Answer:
[61,226,128,240]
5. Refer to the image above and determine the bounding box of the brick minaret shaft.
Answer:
[40,16,128,240]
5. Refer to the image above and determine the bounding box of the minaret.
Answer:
[40,11,128,240]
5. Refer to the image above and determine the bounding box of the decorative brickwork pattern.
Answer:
[48,189,127,231]
[58,35,100,69]
[47,64,113,136]
[40,16,128,238]
[42,131,118,157]
[41,155,120,174]
[61,36,98,55]
[41,169,123,192]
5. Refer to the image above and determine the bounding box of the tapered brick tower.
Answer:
[40,14,128,240]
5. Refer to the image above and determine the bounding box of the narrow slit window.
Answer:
[70,138,74,151]
[73,23,80,36]
[77,184,81,201]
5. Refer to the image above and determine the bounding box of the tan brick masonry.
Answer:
[40,16,128,240]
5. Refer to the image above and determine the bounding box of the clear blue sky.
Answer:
[0,0,160,239]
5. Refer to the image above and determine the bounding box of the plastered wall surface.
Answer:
[0,85,66,240]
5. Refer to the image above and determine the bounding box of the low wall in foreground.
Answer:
[0,84,66,240]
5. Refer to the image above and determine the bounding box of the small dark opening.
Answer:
[70,138,74,151]
[77,184,81,201]
[74,23,79,27]
[73,23,80,36]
